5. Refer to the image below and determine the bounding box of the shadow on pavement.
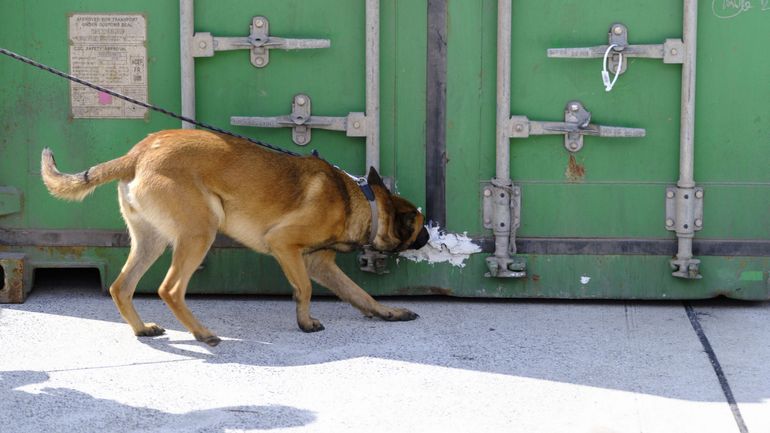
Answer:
[0,370,315,433]
[6,274,770,405]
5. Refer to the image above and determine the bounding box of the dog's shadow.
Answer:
[137,314,429,370]
[1,370,315,433]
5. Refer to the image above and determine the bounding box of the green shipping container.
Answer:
[1,0,768,302]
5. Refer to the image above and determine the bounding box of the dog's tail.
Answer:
[41,148,136,201]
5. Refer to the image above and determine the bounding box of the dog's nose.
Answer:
[408,226,430,250]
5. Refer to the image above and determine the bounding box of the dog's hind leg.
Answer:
[130,177,223,346]
[305,250,418,322]
[110,182,168,337]
[158,231,220,346]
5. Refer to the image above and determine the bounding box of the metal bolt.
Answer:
[613,26,623,35]
[199,41,207,49]
[255,19,265,28]
[569,141,579,150]
[353,121,361,129]
[695,219,703,227]
[484,218,491,225]
[666,190,675,199]
[515,124,524,132]
[570,103,580,112]
[670,48,678,56]
[695,190,703,199]
[296,96,306,106]
[255,57,264,66]
[513,189,520,197]
[666,218,675,227]
[483,189,492,197]
[296,136,305,144]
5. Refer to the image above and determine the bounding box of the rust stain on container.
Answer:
[565,154,585,182]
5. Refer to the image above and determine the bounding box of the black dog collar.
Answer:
[357,179,379,246]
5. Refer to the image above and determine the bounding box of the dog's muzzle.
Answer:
[407,226,430,250]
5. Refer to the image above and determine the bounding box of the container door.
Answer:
[441,1,769,299]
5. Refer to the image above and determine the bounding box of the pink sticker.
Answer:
[98,92,112,105]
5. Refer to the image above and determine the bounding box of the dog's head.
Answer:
[366,167,430,253]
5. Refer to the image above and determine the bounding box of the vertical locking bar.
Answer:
[670,0,702,279]
[493,0,512,262]
[365,0,380,172]
[180,0,196,129]
[679,0,697,192]
[495,0,511,185]
[358,0,385,273]
[679,0,697,190]
[485,0,526,278]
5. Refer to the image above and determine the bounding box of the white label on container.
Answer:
[69,14,147,119]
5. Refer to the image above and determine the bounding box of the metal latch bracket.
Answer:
[358,247,389,275]
[665,186,704,279]
[231,94,369,146]
[191,16,330,68]
[547,23,685,76]
[482,181,526,278]
[509,101,646,153]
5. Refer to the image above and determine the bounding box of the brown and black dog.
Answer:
[41,129,429,346]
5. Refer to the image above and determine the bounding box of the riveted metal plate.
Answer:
[607,23,628,75]
[563,101,589,152]
[663,38,685,64]
[509,116,530,138]
[481,182,521,231]
[608,23,628,47]
[191,32,215,57]
[250,16,270,68]
[346,112,368,137]
[291,94,312,145]
[665,186,704,232]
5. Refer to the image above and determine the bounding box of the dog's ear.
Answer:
[367,166,387,190]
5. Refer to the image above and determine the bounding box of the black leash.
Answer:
[0,47,300,157]
[1,47,383,246]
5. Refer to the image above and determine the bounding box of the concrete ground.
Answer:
[1,271,768,433]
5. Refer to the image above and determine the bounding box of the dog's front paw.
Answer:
[298,317,325,333]
[135,323,166,337]
[380,307,419,322]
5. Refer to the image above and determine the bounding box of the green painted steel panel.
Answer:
[1,0,768,300]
